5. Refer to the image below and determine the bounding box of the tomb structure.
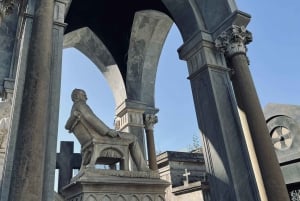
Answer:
[0,0,289,200]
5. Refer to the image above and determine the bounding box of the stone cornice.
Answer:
[178,30,213,61]
[215,25,252,58]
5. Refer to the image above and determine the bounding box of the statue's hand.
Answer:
[107,130,120,138]
[73,111,81,118]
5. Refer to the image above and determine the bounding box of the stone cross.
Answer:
[183,168,191,185]
[56,141,81,194]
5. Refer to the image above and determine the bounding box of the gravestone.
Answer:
[264,103,300,199]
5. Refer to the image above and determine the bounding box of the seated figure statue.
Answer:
[65,88,148,171]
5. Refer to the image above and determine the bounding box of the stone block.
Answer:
[62,169,169,201]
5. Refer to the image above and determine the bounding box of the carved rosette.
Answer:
[215,25,252,58]
[143,114,158,130]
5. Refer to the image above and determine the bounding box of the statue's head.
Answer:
[71,89,87,102]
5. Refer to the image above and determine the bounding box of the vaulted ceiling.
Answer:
[64,0,172,78]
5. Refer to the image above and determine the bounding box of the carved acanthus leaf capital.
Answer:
[143,114,158,130]
[215,25,252,57]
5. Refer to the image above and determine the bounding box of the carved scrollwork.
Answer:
[215,25,252,57]
[290,189,300,201]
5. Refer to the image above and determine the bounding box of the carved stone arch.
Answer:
[63,27,127,107]
[102,195,112,201]
[117,195,127,201]
[86,194,97,201]
[130,195,139,201]
[126,10,172,106]
[161,0,243,40]
[141,195,152,201]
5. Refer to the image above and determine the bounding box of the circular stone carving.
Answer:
[267,115,298,151]
[270,126,292,150]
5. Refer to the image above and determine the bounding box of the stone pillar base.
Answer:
[62,169,169,201]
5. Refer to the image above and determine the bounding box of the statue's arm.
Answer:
[65,110,79,132]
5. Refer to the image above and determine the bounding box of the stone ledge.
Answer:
[71,169,161,184]
[172,181,209,195]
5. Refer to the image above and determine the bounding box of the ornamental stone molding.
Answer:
[143,114,158,130]
[215,25,252,58]
[115,109,144,131]
[0,0,18,23]
[290,189,300,201]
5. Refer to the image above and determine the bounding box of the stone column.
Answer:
[5,0,54,200]
[1,0,68,200]
[43,1,68,200]
[215,25,289,201]
[178,32,260,201]
[143,113,158,170]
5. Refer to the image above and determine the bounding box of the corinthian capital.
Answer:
[215,25,252,57]
[143,113,158,130]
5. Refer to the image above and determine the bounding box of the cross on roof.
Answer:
[56,141,81,194]
[183,168,191,185]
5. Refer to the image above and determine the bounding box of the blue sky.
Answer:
[58,0,300,154]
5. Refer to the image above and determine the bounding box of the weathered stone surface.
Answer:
[126,10,172,107]
[62,172,169,201]
[180,38,260,200]
[0,8,18,96]
[1,0,285,200]
[0,98,11,181]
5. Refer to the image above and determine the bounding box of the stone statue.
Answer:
[65,88,148,171]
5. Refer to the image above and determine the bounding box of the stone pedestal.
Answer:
[62,169,169,201]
